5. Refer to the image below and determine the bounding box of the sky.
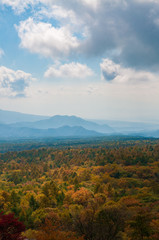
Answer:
[0,0,159,122]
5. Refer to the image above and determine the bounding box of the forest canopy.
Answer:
[0,138,159,239]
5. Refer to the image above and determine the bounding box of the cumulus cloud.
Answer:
[78,0,159,69]
[0,66,34,97]
[16,18,80,59]
[44,62,94,79]
[1,0,36,13]
[58,0,159,69]
[37,5,79,25]
[100,59,121,81]
[80,0,100,9]
[3,0,159,69]
[100,58,157,83]
[1,0,101,12]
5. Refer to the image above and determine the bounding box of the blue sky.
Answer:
[0,0,159,122]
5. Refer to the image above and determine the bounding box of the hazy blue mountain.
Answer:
[3,109,159,138]
[93,119,159,133]
[138,130,159,138]
[0,124,103,139]
[10,115,114,133]
[0,109,48,124]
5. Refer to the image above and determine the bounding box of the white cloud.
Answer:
[16,18,80,59]
[0,66,34,97]
[3,0,159,69]
[1,0,36,13]
[44,62,94,79]
[80,0,100,9]
[38,5,78,24]
[100,58,157,83]
[1,0,101,12]
[0,49,4,58]
[100,59,121,81]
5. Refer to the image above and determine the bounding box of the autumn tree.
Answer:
[34,213,84,240]
[129,209,152,240]
[0,212,25,240]
[94,204,125,240]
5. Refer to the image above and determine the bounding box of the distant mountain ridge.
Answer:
[0,124,103,139]
[10,115,114,134]
[1,109,159,139]
[0,109,48,124]
[95,119,159,133]
[0,110,113,139]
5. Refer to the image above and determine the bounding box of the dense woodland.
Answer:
[0,138,159,239]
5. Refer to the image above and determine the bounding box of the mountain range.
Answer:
[0,124,104,140]
[10,115,114,133]
[0,109,159,139]
[0,109,47,124]
[0,110,114,139]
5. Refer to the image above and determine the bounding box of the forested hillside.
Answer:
[0,140,159,239]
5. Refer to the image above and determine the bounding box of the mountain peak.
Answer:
[0,109,114,134]
[24,114,114,133]
[50,115,82,120]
